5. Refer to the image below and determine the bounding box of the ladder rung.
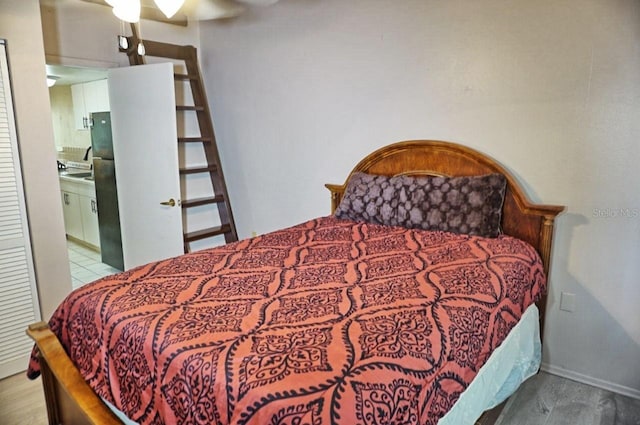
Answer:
[184,224,232,243]
[176,105,205,111]
[178,137,212,144]
[182,195,225,208]
[174,73,198,81]
[179,165,218,175]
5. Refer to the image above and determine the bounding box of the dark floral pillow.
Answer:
[334,172,507,237]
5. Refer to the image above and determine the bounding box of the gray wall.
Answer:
[198,0,640,397]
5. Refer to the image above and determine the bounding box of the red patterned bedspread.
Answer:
[28,217,546,425]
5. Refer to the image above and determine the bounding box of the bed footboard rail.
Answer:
[26,322,122,425]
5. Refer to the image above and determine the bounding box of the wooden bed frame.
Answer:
[27,140,564,425]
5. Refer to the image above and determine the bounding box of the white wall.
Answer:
[0,0,72,319]
[198,0,640,396]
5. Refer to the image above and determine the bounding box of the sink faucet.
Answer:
[83,146,93,176]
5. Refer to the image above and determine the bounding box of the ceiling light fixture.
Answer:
[106,0,186,23]
[112,0,141,23]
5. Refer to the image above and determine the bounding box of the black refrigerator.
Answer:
[91,111,124,271]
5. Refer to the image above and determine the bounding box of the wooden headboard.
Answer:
[326,140,564,330]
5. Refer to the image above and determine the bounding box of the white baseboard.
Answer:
[541,362,640,400]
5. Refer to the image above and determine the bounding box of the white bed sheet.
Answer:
[439,304,541,424]
[105,305,541,425]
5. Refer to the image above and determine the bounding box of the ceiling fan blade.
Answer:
[232,0,280,5]
[183,0,246,20]
[155,0,187,18]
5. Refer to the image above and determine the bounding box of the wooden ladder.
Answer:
[122,30,238,252]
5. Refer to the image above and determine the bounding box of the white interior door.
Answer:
[108,63,183,270]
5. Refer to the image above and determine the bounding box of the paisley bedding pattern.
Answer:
[28,216,545,425]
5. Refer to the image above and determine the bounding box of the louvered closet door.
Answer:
[0,40,41,379]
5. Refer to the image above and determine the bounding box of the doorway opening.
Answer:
[47,63,123,287]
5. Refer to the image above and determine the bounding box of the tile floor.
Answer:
[67,240,121,289]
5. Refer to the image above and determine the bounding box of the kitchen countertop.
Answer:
[59,170,95,188]
[59,175,95,185]
[58,167,94,187]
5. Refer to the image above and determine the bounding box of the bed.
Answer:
[26,140,564,425]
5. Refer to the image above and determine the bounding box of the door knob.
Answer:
[160,198,176,207]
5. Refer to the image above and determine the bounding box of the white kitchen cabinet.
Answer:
[72,79,110,130]
[61,190,83,240]
[79,195,100,247]
[60,177,101,250]
[71,83,85,130]
[85,79,110,115]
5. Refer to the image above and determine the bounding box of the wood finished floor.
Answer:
[0,371,47,425]
[0,371,638,424]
